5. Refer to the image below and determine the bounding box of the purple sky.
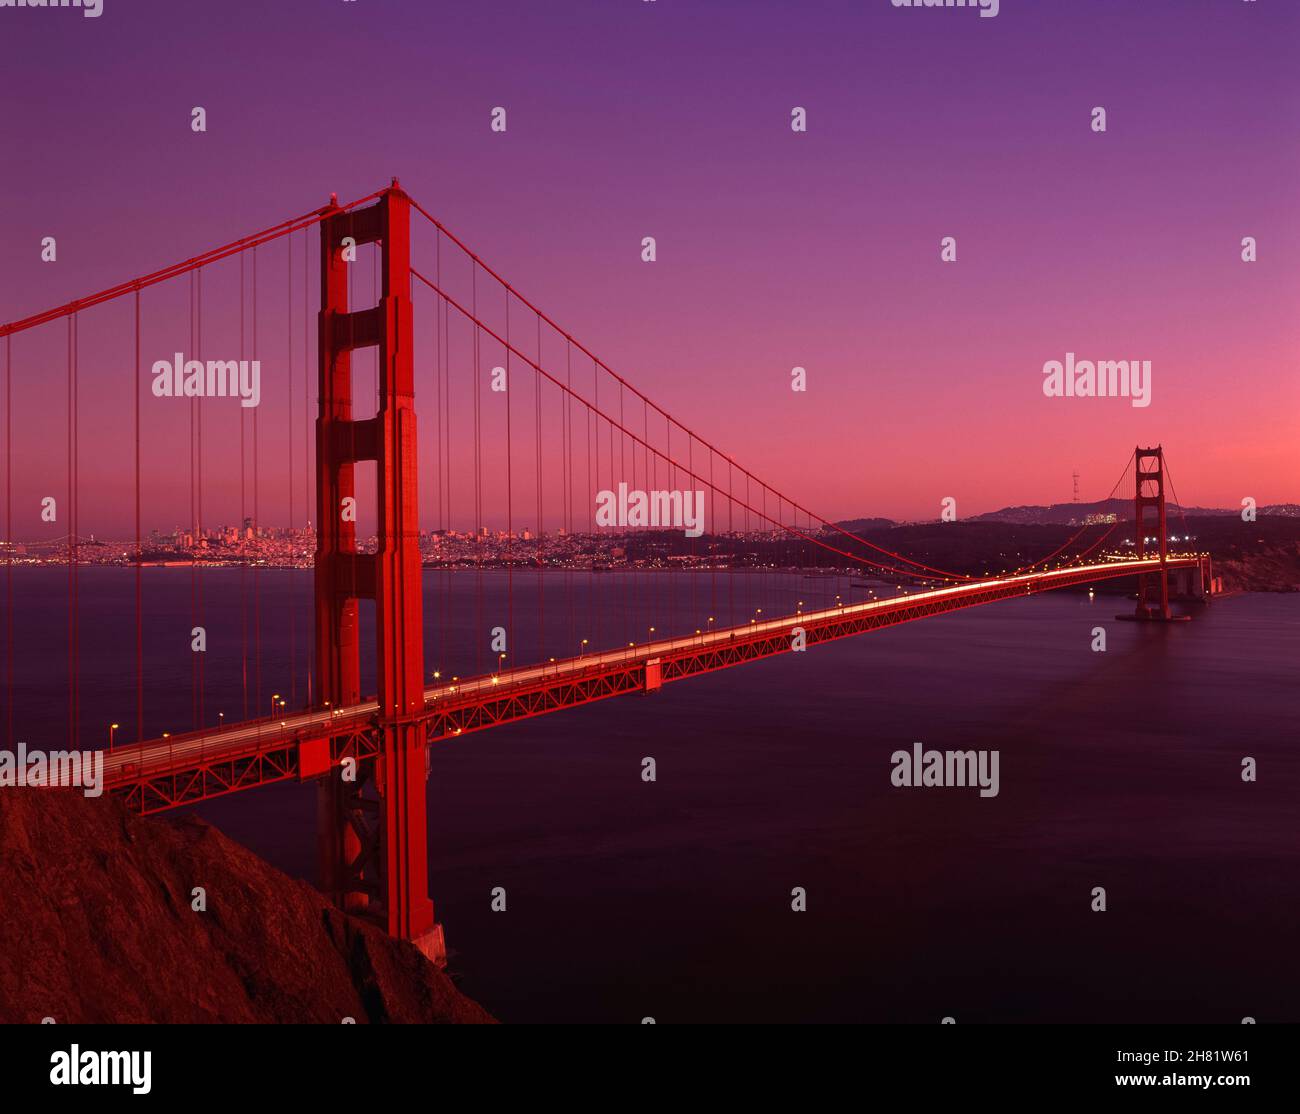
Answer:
[2,0,1297,537]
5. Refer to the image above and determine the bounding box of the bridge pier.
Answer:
[315,182,444,964]
[1169,556,1215,603]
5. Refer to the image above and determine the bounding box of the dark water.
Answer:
[6,570,1299,1023]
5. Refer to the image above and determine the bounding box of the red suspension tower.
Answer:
[315,182,443,963]
[1133,445,1171,621]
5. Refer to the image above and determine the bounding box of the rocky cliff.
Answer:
[0,789,493,1024]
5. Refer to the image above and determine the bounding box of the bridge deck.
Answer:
[101,556,1203,812]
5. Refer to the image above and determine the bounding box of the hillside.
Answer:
[0,789,494,1024]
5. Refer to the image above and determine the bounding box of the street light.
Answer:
[218,711,225,732]
[108,723,119,749]
[271,693,280,718]
[580,638,589,659]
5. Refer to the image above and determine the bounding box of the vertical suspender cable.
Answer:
[566,338,575,666]
[197,267,205,729]
[134,290,143,742]
[473,261,482,677]
[4,330,10,748]
[303,228,312,705]
[590,357,597,653]
[288,237,295,707]
[535,314,543,662]
[189,273,197,729]
[239,253,249,720]
[433,231,444,674]
[441,240,451,675]
[505,290,513,666]
[253,246,262,715]
[66,316,76,747]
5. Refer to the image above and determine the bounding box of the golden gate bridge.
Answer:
[0,181,1213,964]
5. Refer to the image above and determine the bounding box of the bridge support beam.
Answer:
[315,182,443,963]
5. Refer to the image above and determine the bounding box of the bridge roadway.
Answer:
[102,555,1203,812]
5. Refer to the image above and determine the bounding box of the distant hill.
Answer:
[832,517,897,534]
[834,501,1300,530]
[968,500,1300,525]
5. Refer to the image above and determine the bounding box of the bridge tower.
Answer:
[315,182,443,963]
[1133,445,1171,620]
